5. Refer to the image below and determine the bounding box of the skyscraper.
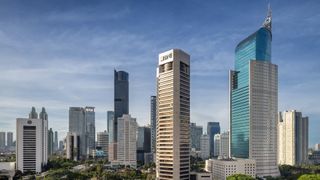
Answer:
[54,131,58,152]
[200,134,210,160]
[117,114,137,168]
[38,107,48,164]
[278,110,309,165]
[107,111,115,161]
[137,126,151,164]
[190,123,203,151]
[229,7,279,177]
[0,132,5,148]
[150,96,157,154]
[69,107,86,158]
[113,70,129,161]
[85,107,95,156]
[207,122,220,157]
[156,49,190,180]
[66,132,80,161]
[48,128,54,156]
[16,109,48,173]
[213,134,220,157]
[220,131,229,158]
[7,132,13,147]
[97,131,109,157]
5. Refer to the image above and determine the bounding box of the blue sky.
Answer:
[0,0,319,146]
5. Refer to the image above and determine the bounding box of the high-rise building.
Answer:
[213,134,221,157]
[85,107,95,156]
[207,122,220,157]
[156,49,190,180]
[39,107,48,163]
[229,7,279,177]
[315,144,320,151]
[112,70,129,161]
[150,96,157,154]
[0,132,5,148]
[59,140,64,151]
[16,117,48,173]
[54,131,58,152]
[278,110,309,165]
[190,123,203,151]
[66,132,80,161]
[29,107,38,119]
[48,128,54,156]
[117,114,137,168]
[7,132,13,147]
[200,134,210,160]
[97,131,109,157]
[69,107,95,158]
[137,126,151,164]
[220,131,229,158]
[107,111,115,161]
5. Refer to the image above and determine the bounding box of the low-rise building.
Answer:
[205,158,256,180]
[190,172,212,180]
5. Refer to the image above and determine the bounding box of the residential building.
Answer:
[117,114,137,168]
[156,49,190,180]
[207,122,220,157]
[16,117,48,173]
[205,158,256,180]
[278,110,309,165]
[150,96,157,154]
[229,7,279,177]
[97,131,109,157]
[200,134,210,160]
[137,126,151,164]
[190,123,203,151]
[66,132,80,161]
[48,128,54,156]
[7,132,13,147]
[214,134,221,157]
[220,131,229,158]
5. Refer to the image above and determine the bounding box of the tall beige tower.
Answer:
[156,49,190,180]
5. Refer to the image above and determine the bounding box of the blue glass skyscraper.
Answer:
[229,6,279,177]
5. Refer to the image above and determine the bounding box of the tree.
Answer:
[298,174,320,180]
[227,174,255,180]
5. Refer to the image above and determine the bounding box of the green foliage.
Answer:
[298,174,320,180]
[227,174,255,180]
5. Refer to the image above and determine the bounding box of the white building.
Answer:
[66,132,80,161]
[156,49,190,180]
[200,134,210,160]
[220,131,229,158]
[117,114,137,168]
[278,110,309,165]
[213,134,220,157]
[16,118,48,173]
[205,158,256,180]
[315,144,320,151]
[97,131,109,157]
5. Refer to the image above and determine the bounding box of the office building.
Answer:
[220,131,229,158]
[7,132,13,147]
[117,114,137,168]
[66,132,80,161]
[97,131,109,157]
[54,131,58,152]
[16,117,48,173]
[85,107,95,156]
[39,107,48,163]
[29,107,38,119]
[48,128,54,156]
[229,7,279,177]
[0,132,5,148]
[150,96,157,154]
[59,140,64,151]
[205,158,256,180]
[111,70,129,161]
[69,106,95,158]
[107,111,115,161]
[137,126,151,164]
[207,122,220,157]
[278,110,309,165]
[213,134,221,157]
[190,123,203,151]
[200,134,210,160]
[156,49,190,180]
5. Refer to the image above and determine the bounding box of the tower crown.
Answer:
[262,4,272,31]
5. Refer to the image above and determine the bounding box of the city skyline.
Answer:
[0,1,319,146]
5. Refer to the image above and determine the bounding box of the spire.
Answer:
[262,3,272,31]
